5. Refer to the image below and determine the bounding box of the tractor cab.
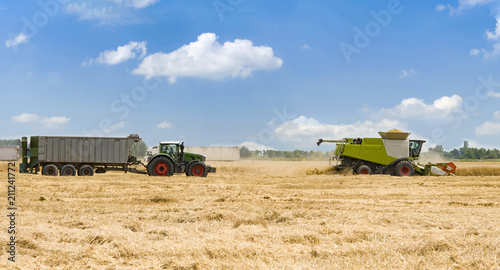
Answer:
[159,141,184,162]
[409,140,425,158]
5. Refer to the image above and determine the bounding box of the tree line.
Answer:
[0,139,21,146]
[240,147,337,160]
[428,141,500,160]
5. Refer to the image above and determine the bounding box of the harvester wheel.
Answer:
[148,156,174,177]
[395,161,414,176]
[42,164,59,176]
[186,161,208,177]
[60,164,77,176]
[78,165,94,176]
[356,165,372,175]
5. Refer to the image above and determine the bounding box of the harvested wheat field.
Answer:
[1,161,500,269]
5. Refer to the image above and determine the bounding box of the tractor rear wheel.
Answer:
[42,164,59,176]
[186,161,208,177]
[60,164,77,176]
[148,156,174,177]
[356,164,372,175]
[395,161,415,176]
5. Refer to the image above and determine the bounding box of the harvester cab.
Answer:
[317,129,455,176]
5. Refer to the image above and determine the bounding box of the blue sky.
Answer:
[1,0,500,151]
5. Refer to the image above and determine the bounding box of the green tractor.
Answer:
[317,129,455,176]
[144,141,216,177]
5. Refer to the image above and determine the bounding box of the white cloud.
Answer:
[300,44,311,50]
[436,4,446,11]
[111,0,159,9]
[63,0,158,24]
[273,116,403,148]
[379,95,463,120]
[11,113,70,129]
[132,33,283,83]
[65,2,113,21]
[470,48,481,55]
[475,121,500,135]
[399,68,416,78]
[103,121,125,133]
[494,111,500,119]
[482,43,500,59]
[240,141,276,151]
[486,17,500,40]
[489,90,500,97]
[157,121,172,129]
[5,33,29,48]
[90,41,147,65]
[458,0,495,9]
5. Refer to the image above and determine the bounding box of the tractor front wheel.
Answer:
[148,156,174,177]
[395,161,415,176]
[186,161,208,177]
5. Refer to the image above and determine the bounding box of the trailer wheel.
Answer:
[356,165,372,175]
[148,156,174,176]
[395,161,414,176]
[78,165,94,176]
[186,161,208,177]
[42,164,59,176]
[60,164,77,176]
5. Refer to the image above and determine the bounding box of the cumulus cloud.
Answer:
[157,121,172,129]
[5,33,29,48]
[486,17,500,39]
[11,113,70,129]
[300,44,311,50]
[87,41,147,65]
[240,141,276,151]
[133,33,283,83]
[273,116,403,148]
[378,95,463,120]
[399,68,416,78]
[476,121,500,135]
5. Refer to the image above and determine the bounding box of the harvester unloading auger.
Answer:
[317,129,456,176]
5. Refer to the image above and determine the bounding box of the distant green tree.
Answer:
[463,148,476,159]
[486,149,498,159]
[240,146,251,158]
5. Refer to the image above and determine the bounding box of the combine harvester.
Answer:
[317,129,455,176]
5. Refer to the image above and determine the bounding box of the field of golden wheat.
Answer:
[0,160,499,269]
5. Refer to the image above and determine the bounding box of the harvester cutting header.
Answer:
[317,129,455,176]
